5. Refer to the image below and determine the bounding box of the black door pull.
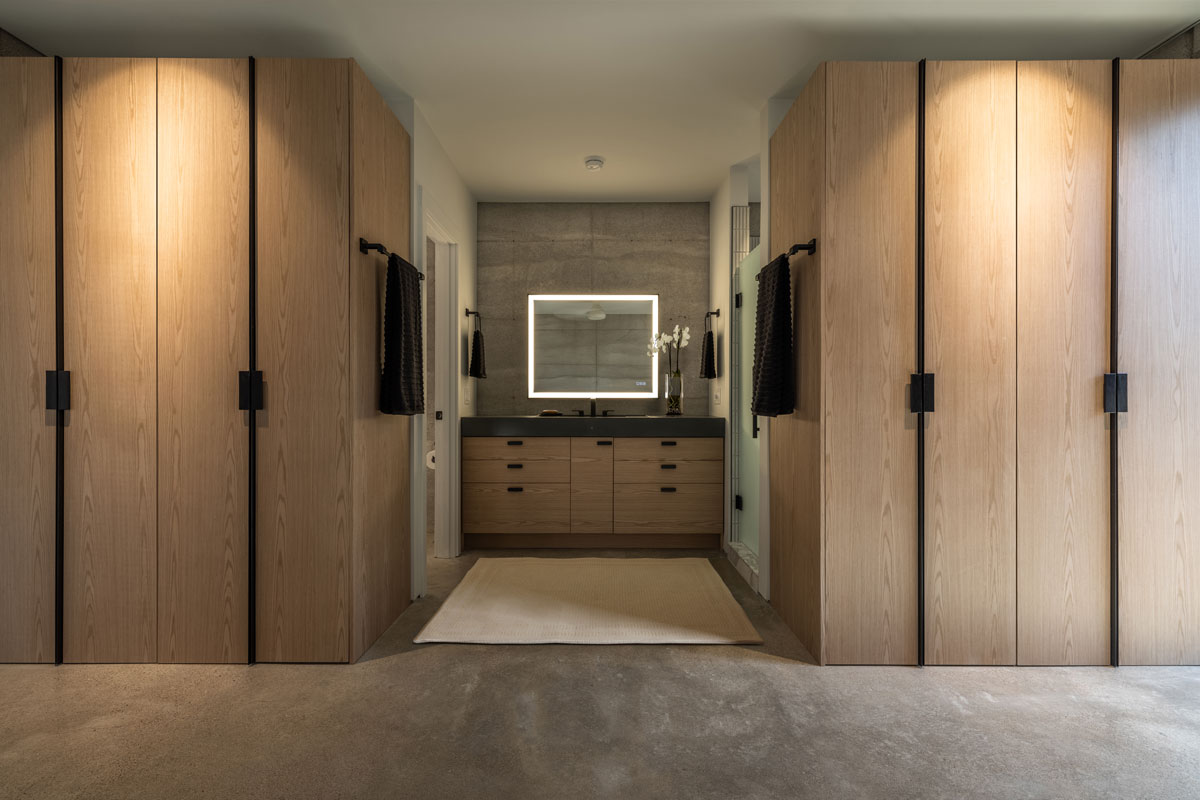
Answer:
[661,441,677,447]
[507,464,523,469]
[507,440,523,446]
[507,487,524,493]
[597,440,612,446]
[660,464,677,470]
[660,487,677,493]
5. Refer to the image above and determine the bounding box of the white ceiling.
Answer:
[5,1,1197,201]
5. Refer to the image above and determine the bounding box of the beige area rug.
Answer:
[414,557,762,645]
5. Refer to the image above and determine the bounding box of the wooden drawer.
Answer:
[613,483,723,534]
[462,483,570,534]
[463,437,570,463]
[614,437,723,463]
[615,459,723,484]
[463,459,567,483]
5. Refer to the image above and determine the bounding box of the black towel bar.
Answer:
[359,238,425,279]
[757,239,816,280]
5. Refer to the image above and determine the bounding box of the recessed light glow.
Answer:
[584,155,605,171]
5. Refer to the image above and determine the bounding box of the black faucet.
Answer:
[572,400,600,417]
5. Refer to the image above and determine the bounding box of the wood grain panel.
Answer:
[349,61,412,661]
[613,484,723,534]
[462,484,571,533]
[571,437,613,533]
[768,64,826,663]
[924,61,1017,665]
[463,436,570,462]
[156,58,250,664]
[1016,60,1111,666]
[62,58,158,663]
[822,62,919,665]
[1118,59,1200,665]
[0,58,55,663]
[613,437,722,462]
[256,58,351,663]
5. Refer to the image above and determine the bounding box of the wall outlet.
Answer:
[713,391,721,405]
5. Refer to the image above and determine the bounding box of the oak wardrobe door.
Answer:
[256,59,351,663]
[0,58,56,663]
[157,58,250,664]
[822,62,919,666]
[1015,61,1111,666]
[1118,59,1200,666]
[62,58,158,663]
[924,61,1017,666]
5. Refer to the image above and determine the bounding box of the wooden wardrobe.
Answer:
[770,62,920,666]
[0,57,412,665]
[770,60,1112,666]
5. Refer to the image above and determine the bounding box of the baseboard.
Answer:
[465,533,722,550]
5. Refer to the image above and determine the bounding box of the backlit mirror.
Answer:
[528,294,659,398]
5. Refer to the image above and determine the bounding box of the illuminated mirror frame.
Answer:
[527,294,660,399]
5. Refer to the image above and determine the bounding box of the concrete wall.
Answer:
[476,202,710,416]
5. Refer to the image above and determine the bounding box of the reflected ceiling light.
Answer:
[585,303,607,321]
[584,155,605,171]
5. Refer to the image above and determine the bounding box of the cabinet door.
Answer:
[157,58,250,664]
[1118,59,1200,665]
[924,61,1017,665]
[1016,61,1111,666]
[822,62,919,666]
[0,58,55,663]
[613,484,723,534]
[571,438,613,533]
[62,58,158,664]
[256,59,351,663]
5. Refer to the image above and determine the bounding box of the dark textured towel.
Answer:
[751,253,794,417]
[468,319,487,378]
[380,253,425,415]
[699,324,716,380]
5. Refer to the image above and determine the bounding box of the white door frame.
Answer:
[418,197,463,567]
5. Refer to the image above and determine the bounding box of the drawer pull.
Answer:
[661,441,677,447]
[661,487,677,493]
[507,464,523,469]
[507,440,524,446]
[597,440,612,446]
[507,487,524,493]
[660,464,677,470]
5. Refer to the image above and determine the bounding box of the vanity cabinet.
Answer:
[461,430,724,547]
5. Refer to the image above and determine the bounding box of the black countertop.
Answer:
[461,415,725,437]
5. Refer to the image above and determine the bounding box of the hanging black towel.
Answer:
[468,315,487,378]
[751,253,794,417]
[699,316,717,380]
[380,253,425,415]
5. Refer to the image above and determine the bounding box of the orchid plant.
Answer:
[647,324,691,377]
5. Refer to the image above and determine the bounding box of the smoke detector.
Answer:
[584,155,605,171]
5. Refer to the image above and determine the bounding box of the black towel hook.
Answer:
[705,309,720,320]
[465,308,481,319]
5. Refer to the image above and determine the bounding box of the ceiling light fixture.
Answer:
[584,155,605,171]
[585,303,607,321]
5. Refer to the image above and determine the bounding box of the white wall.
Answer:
[410,103,478,418]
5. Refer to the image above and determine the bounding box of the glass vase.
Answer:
[665,371,683,416]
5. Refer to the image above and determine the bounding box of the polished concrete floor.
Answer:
[2,547,1199,800]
